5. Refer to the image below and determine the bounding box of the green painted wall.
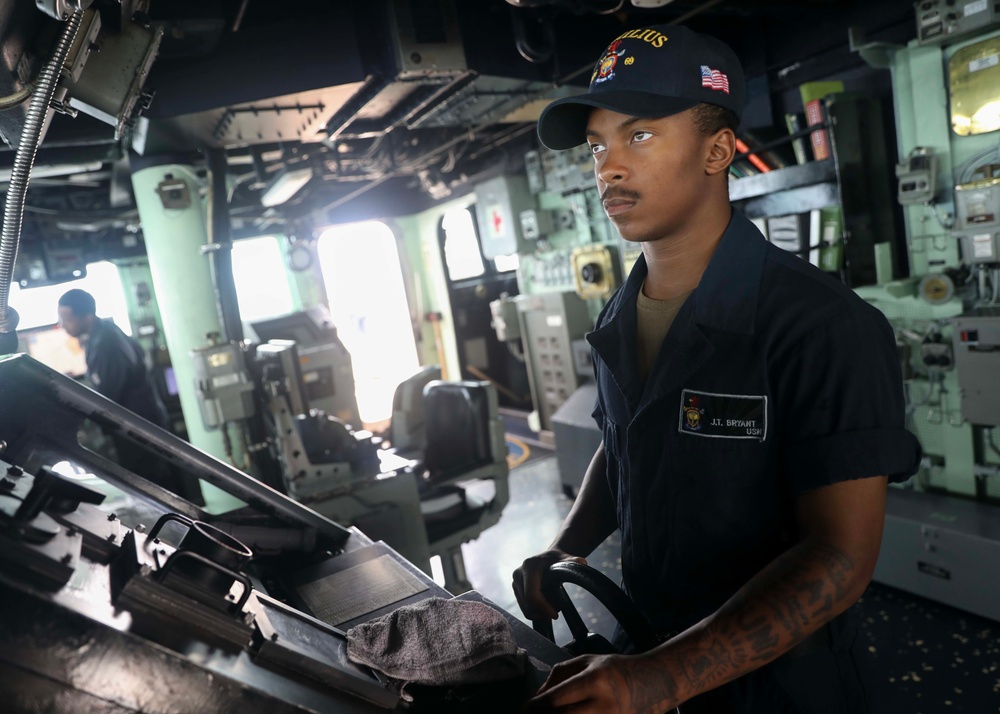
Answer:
[394,194,476,382]
[875,30,1000,498]
[131,163,244,513]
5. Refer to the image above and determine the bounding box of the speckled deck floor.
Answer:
[463,451,1000,714]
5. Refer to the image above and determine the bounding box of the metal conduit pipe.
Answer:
[0,10,84,342]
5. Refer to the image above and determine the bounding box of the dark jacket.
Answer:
[85,318,168,428]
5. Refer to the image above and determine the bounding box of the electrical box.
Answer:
[191,342,256,428]
[958,231,1000,263]
[65,17,162,139]
[489,296,521,342]
[474,176,536,259]
[298,342,361,427]
[550,382,602,498]
[526,145,593,195]
[516,292,593,432]
[954,177,1000,264]
[388,0,466,79]
[896,147,938,205]
[916,0,1000,46]
[520,209,556,240]
[951,317,1000,426]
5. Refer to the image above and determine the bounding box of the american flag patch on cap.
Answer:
[700,66,730,94]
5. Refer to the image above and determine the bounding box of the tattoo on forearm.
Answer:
[675,541,858,696]
[815,541,854,599]
[801,577,824,606]
[756,543,854,649]
[615,657,680,714]
[738,610,779,654]
[676,630,746,695]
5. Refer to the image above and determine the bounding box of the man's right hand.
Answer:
[512,549,588,621]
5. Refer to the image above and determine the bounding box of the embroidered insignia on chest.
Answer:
[678,389,767,441]
[681,395,704,431]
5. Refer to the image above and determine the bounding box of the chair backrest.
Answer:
[422,379,496,481]
[389,365,442,452]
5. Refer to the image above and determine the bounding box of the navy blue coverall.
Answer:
[587,211,922,713]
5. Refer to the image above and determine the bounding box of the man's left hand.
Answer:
[528,653,680,714]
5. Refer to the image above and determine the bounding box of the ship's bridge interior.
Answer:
[1,0,1000,712]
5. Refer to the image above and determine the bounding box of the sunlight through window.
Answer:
[441,207,485,281]
[231,236,295,333]
[316,221,419,425]
[10,261,131,332]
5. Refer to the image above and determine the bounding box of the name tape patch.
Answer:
[679,389,767,441]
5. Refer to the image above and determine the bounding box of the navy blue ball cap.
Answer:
[537,24,745,150]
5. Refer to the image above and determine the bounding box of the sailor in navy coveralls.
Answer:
[512,23,921,714]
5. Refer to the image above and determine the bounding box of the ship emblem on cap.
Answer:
[592,40,627,86]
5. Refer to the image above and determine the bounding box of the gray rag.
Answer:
[347,597,528,691]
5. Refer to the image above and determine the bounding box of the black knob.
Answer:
[580,262,603,284]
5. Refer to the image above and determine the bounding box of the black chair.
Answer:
[413,379,509,593]
[388,364,441,453]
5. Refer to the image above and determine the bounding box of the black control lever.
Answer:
[14,466,106,522]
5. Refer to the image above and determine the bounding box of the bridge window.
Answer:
[316,221,419,426]
[10,261,130,377]
[10,260,130,333]
[441,207,485,281]
[231,236,296,334]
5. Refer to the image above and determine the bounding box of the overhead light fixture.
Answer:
[630,0,678,6]
[0,162,104,183]
[260,166,314,208]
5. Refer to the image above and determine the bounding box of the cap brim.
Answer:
[537,91,700,150]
